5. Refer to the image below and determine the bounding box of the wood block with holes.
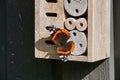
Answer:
[35,0,111,62]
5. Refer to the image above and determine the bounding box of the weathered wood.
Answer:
[35,0,65,59]
[88,0,111,62]
[109,0,114,79]
[62,60,110,80]
[0,0,6,80]
[114,0,120,80]
[84,60,110,80]
[6,0,54,80]
[35,0,111,62]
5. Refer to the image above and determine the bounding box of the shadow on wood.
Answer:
[59,59,107,80]
[35,37,56,52]
[35,37,61,59]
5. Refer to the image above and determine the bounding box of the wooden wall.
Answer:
[114,0,120,80]
[0,0,116,80]
[0,0,6,80]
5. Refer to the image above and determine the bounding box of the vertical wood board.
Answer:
[35,0,65,59]
[88,0,111,62]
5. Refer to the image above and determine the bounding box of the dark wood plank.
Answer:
[61,60,110,80]
[6,0,54,80]
[113,0,120,80]
[0,0,7,80]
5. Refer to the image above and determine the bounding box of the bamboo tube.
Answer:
[75,18,87,31]
[64,18,76,30]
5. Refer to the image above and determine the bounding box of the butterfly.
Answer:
[46,25,75,62]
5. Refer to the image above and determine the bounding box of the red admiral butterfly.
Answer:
[46,25,75,61]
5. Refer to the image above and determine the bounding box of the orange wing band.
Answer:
[61,29,70,36]
[70,42,75,52]
[57,48,70,55]
[57,42,75,55]
[52,29,70,41]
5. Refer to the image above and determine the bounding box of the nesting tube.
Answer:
[64,0,88,17]
[67,30,87,56]
[75,18,87,31]
[64,18,76,30]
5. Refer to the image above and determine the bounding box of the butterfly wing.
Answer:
[52,29,70,46]
[57,41,75,55]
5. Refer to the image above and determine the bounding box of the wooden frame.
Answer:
[35,0,111,62]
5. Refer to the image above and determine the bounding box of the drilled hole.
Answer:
[75,9,79,13]
[73,32,76,36]
[67,0,71,3]
[46,0,57,3]
[46,13,57,17]
[80,23,83,27]
[45,40,55,45]
[69,21,72,25]
[79,43,83,47]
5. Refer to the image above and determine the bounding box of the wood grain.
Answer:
[35,0,111,62]
[35,0,65,59]
[88,0,111,62]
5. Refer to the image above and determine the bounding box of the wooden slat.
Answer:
[35,0,65,59]
[114,0,120,79]
[6,0,54,80]
[62,60,110,80]
[0,0,6,79]
[88,0,111,62]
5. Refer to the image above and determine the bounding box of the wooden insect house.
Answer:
[35,0,111,62]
